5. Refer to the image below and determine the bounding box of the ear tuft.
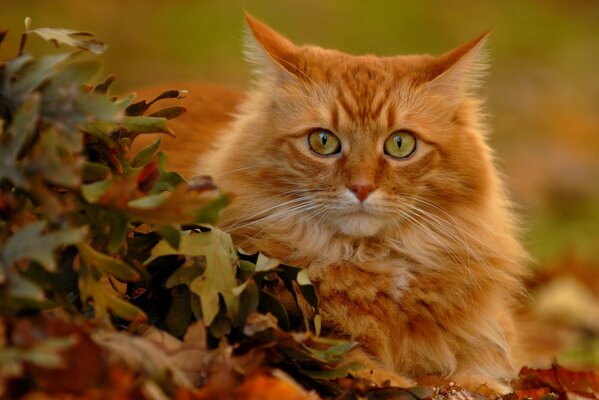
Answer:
[422,32,490,101]
[243,12,301,80]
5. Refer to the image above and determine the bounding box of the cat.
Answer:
[134,13,530,393]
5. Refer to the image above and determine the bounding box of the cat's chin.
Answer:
[332,213,386,237]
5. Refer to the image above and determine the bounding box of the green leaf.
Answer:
[156,224,181,250]
[79,121,119,148]
[81,115,172,147]
[166,286,192,337]
[81,179,110,203]
[6,272,45,302]
[149,106,186,120]
[27,27,106,54]
[258,291,290,330]
[165,258,204,289]
[193,194,230,224]
[114,93,136,110]
[94,73,116,94]
[131,138,161,168]
[208,314,231,338]
[237,280,259,327]
[190,293,202,321]
[314,314,322,337]
[106,287,147,321]
[106,212,129,253]
[151,151,185,192]
[118,116,174,137]
[77,242,140,282]
[1,222,85,272]
[319,342,355,361]
[0,93,40,188]
[127,193,168,209]
[20,261,77,291]
[125,89,187,116]
[82,162,111,182]
[7,53,71,98]
[147,229,238,326]
[78,266,145,322]
[149,89,188,103]
[43,59,101,90]
[30,128,83,187]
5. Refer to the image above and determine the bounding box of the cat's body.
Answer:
[134,15,529,392]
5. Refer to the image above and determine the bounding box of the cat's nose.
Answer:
[348,183,377,202]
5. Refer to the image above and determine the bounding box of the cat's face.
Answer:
[216,15,494,239]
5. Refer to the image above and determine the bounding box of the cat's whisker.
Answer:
[296,204,332,227]
[395,208,467,270]
[211,165,257,179]
[224,188,323,223]
[225,201,319,232]
[233,204,328,250]
[401,193,518,264]
[402,203,475,265]
[401,205,485,291]
[391,197,491,290]
[222,197,309,231]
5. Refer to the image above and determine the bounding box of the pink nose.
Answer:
[348,183,377,202]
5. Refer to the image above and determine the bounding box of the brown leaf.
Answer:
[512,388,553,400]
[10,314,109,394]
[136,160,160,193]
[517,365,599,399]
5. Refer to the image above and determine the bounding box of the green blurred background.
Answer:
[2,0,599,365]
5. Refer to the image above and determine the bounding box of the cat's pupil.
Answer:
[321,132,328,145]
[395,136,402,148]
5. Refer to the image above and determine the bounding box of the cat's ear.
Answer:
[420,32,490,104]
[244,13,303,81]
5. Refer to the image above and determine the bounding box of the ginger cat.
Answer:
[134,14,529,393]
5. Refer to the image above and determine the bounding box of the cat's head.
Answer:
[210,14,498,241]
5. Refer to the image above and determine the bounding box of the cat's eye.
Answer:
[308,129,341,156]
[384,131,417,159]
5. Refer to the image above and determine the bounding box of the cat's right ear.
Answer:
[244,13,302,81]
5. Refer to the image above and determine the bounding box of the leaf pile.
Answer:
[0,20,354,399]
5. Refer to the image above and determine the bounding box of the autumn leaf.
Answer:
[25,20,106,54]
[76,241,140,282]
[0,93,40,189]
[78,264,146,322]
[149,229,239,326]
[517,365,599,399]
[1,222,85,272]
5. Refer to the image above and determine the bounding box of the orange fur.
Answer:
[137,15,530,393]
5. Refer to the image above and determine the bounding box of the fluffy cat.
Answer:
[135,14,529,393]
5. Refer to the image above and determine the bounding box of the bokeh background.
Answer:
[3,0,599,366]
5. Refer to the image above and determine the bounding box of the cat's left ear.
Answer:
[420,32,490,103]
[243,13,303,81]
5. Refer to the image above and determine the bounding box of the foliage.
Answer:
[0,20,350,399]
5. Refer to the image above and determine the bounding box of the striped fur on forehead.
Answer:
[277,54,407,132]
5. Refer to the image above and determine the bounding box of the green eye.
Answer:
[308,130,341,156]
[384,131,417,159]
